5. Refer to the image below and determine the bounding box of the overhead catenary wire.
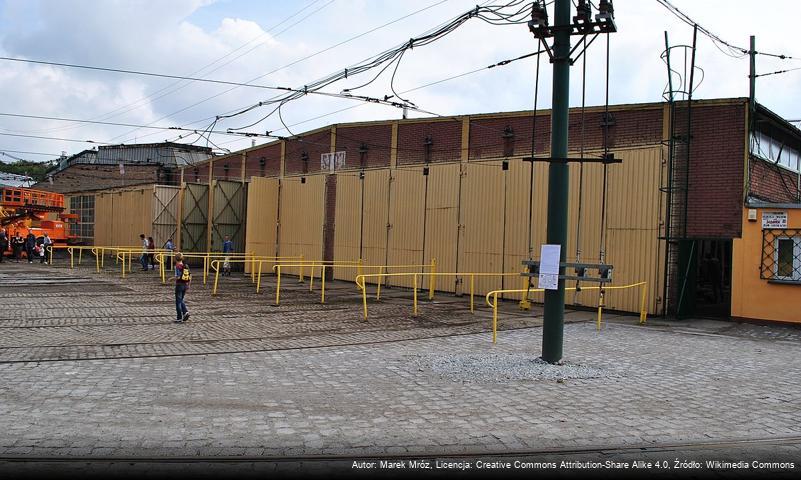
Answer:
[0,0,335,137]
[654,0,800,61]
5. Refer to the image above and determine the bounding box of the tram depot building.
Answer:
[55,97,801,324]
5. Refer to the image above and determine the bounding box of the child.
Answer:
[173,253,191,323]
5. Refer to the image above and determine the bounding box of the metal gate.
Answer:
[181,182,208,253]
[152,186,179,249]
[211,180,246,253]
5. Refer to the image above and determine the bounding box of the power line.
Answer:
[755,66,801,78]
[0,0,335,137]
[0,57,314,93]
[654,0,800,61]
[109,0,459,144]
[0,149,64,157]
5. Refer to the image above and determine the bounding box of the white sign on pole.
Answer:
[538,244,561,290]
[762,211,788,229]
[321,151,346,173]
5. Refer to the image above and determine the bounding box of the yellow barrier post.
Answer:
[375,265,384,300]
[640,283,648,324]
[428,258,436,301]
[120,252,126,279]
[78,248,83,266]
[203,254,209,286]
[275,265,282,306]
[251,254,256,284]
[309,265,315,292]
[212,261,220,296]
[68,247,74,269]
[160,253,167,284]
[256,260,263,293]
[93,248,100,272]
[413,274,418,316]
[321,265,326,304]
[298,254,305,283]
[361,276,369,321]
[470,274,475,312]
[596,289,605,331]
[519,276,532,310]
[492,292,498,344]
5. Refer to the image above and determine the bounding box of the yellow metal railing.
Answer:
[272,260,438,306]
[209,256,305,295]
[354,271,523,321]
[485,282,649,343]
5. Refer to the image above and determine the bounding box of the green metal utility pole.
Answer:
[749,35,756,114]
[541,0,571,364]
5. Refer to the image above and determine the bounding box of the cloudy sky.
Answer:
[0,0,799,163]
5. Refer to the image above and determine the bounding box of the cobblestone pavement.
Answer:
[0,259,800,478]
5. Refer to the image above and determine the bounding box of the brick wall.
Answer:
[397,121,461,165]
[685,103,746,238]
[36,164,161,193]
[323,174,337,275]
[468,108,663,161]
[244,143,281,178]
[211,157,242,182]
[284,130,331,175]
[749,158,801,203]
[334,124,392,169]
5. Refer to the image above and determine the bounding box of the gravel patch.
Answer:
[411,353,614,383]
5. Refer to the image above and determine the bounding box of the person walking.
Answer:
[147,236,156,270]
[173,252,190,323]
[139,234,148,271]
[40,233,52,264]
[12,232,24,262]
[222,235,234,276]
[0,229,7,263]
[25,231,36,264]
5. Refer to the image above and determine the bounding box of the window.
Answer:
[762,229,801,283]
[775,237,801,280]
[751,131,800,172]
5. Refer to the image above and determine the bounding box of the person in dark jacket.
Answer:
[0,229,7,262]
[12,232,24,262]
[25,232,36,263]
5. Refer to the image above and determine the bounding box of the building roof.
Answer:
[56,142,213,173]
[0,172,35,188]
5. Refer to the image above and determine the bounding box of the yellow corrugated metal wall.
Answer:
[423,163,460,292]
[362,169,390,283]
[94,189,152,247]
[278,175,325,272]
[94,193,112,246]
[332,173,361,280]
[242,145,664,314]
[386,167,425,288]
[459,161,505,296]
[244,177,279,269]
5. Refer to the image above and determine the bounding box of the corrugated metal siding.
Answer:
[602,147,664,313]
[244,177,279,271]
[423,163,460,292]
[362,169,390,283]
[237,145,665,314]
[386,167,425,287]
[332,173,361,280]
[94,193,112,246]
[211,180,246,253]
[460,161,505,296]
[152,186,179,248]
[181,183,209,252]
[278,175,325,272]
[99,189,153,247]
